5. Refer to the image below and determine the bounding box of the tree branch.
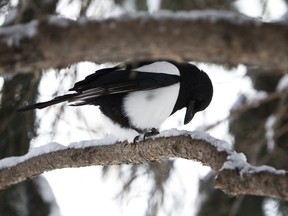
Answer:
[1,11,288,75]
[0,130,287,200]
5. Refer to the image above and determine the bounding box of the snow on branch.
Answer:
[1,11,288,75]
[0,129,287,200]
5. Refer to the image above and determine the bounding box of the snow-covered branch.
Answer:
[216,156,288,200]
[1,11,288,75]
[0,130,287,200]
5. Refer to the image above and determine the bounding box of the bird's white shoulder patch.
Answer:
[134,61,180,75]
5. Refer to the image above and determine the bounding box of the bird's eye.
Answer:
[195,95,208,111]
[196,95,205,103]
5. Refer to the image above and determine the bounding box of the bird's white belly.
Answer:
[123,83,180,130]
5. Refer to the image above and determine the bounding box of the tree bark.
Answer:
[0,133,287,201]
[0,11,288,75]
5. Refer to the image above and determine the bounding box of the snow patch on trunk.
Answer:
[0,20,38,46]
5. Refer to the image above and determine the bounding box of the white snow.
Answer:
[0,136,119,170]
[36,176,60,216]
[277,74,288,91]
[222,152,286,176]
[56,0,82,20]
[156,129,232,152]
[0,77,3,90]
[158,128,189,137]
[147,0,161,13]
[265,115,276,152]
[248,91,268,103]
[0,142,65,169]
[0,20,38,46]
[235,0,288,21]
[68,136,118,148]
[190,131,232,152]
[48,16,72,27]
[222,152,247,171]
[121,10,262,26]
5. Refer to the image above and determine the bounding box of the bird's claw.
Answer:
[133,128,159,144]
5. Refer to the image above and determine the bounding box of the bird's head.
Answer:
[184,70,213,124]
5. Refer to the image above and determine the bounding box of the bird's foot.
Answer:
[144,128,159,138]
[133,128,159,143]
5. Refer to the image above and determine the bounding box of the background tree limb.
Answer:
[0,131,287,200]
[1,11,288,75]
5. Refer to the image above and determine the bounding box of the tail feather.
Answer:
[17,93,77,112]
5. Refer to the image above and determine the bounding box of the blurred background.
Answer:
[1,0,288,215]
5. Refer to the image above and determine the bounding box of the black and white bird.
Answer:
[18,60,213,141]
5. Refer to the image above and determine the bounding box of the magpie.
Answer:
[18,60,213,141]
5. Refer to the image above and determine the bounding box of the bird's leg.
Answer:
[133,134,145,143]
[133,128,159,143]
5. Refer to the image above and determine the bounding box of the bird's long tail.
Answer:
[17,93,78,112]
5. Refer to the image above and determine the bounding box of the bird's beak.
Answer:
[184,100,195,124]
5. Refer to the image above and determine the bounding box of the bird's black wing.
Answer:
[68,68,180,104]
[18,65,180,111]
